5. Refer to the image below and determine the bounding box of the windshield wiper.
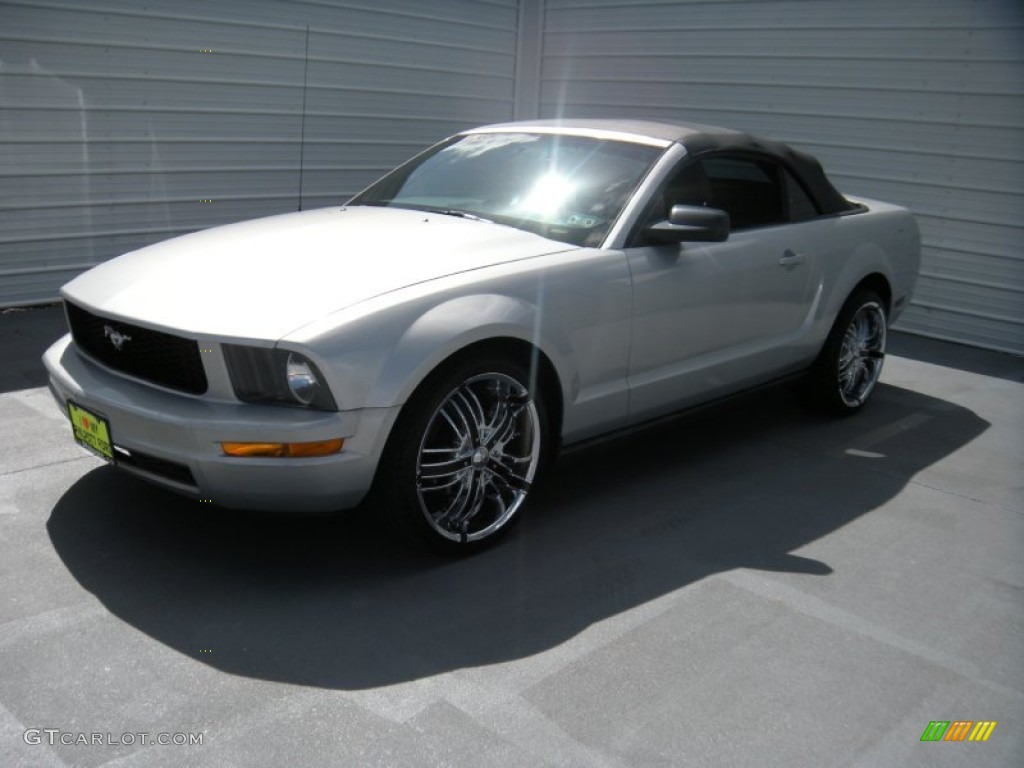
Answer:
[425,208,493,223]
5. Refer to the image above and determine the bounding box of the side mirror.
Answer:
[644,204,730,243]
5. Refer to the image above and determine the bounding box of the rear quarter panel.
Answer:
[812,199,920,341]
[843,196,921,322]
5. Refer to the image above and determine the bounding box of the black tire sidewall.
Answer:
[806,290,887,416]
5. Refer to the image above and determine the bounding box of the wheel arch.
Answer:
[849,272,893,315]
[403,337,565,443]
[364,293,570,440]
[366,334,565,531]
[803,277,890,415]
[815,271,892,359]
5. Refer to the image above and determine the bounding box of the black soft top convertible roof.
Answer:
[475,118,856,216]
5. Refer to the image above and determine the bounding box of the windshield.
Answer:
[348,132,665,246]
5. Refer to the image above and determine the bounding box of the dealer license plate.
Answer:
[67,401,114,461]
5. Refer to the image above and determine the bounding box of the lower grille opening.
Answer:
[117,449,197,487]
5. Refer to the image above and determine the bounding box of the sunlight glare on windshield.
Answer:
[516,173,576,216]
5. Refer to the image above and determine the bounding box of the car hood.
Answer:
[62,206,575,340]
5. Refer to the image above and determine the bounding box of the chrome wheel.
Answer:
[837,301,886,408]
[415,372,541,543]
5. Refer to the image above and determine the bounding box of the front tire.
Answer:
[376,355,549,553]
[804,290,888,416]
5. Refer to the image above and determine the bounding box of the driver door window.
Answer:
[638,153,791,237]
[699,155,786,230]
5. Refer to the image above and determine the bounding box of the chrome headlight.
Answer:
[285,353,319,405]
[223,345,337,410]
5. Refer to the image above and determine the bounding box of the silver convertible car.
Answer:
[44,119,920,551]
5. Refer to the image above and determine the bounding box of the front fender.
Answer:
[285,248,632,441]
[366,293,574,409]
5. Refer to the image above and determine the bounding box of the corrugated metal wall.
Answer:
[3,0,1023,354]
[0,0,518,305]
[540,0,1024,354]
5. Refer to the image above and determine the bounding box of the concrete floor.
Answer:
[1,305,1022,767]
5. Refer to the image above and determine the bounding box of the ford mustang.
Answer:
[43,119,920,551]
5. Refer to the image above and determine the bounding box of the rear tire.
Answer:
[803,290,887,416]
[374,354,550,554]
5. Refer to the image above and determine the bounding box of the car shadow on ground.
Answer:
[47,382,987,690]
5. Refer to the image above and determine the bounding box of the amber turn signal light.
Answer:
[221,438,344,458]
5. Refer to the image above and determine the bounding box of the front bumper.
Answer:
[43,334,400,512]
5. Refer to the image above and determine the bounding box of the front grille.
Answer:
[65,301,208,394]
[117,449,197,487]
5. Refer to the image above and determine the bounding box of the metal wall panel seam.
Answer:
[543,22,1021,33]
[2,0,312,34]
[840,210,1022,230]
[1,35,515,70]
[0,35,307,60]
[0,166,389,177]
[0,29,514,59]
[8,69,514,88]
[305,58,515,79]
[3,138,445,144]
[0,227,197,245]
[536,100,1024,130]
[0,105,485,121]
[513,0,545,120]
[790,140,1024,164]
[0,263,99,277]
[310,26,515,56]
[919,273,1024,293]
[919,243,1022,261]
[283,0,517,31]
[910,301,1024,325]
[0,297,62,308]
[4,0,516,33]
[0,192,308,209]
[534,77,1023,98]
[541,52,1024,63]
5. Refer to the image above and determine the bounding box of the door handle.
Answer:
[778,250,805,268]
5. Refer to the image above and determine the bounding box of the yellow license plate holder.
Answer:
[67,401,114,461]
